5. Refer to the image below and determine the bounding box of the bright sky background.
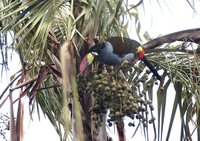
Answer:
[1,0,200,141]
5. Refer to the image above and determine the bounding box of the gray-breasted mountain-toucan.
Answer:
[79,37,162,82]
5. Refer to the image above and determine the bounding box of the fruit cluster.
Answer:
[78,62,156,128]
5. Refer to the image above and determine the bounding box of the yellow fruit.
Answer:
[118,89,123,94]
[111,87,116,92]
[102,69,108,75]
[97,84,103,89]
[105,86,110,91]
[93,74,98,79]
[94,80,101,84]
[87,82,92,87]
[98,74,104,78]
[110,81,116,87]
[102,81,108,85]
[115,111,121,117]
[146,69,151,74]
[116,84,122,90]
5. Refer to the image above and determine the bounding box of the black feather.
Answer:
[142,56,162,82]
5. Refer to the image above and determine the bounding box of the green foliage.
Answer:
[0,0,200,141]
[0,0,138,140]
[145,44,200,140]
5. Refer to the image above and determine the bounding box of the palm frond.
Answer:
[1,0,200,141]
[145,41,200,140]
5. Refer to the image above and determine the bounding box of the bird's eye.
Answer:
[91,52,98,56]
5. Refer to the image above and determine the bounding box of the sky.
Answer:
[1,0,200,141]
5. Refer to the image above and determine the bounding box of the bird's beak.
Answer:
[79,53,95,75]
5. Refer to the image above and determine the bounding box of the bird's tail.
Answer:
[142,56,163,83]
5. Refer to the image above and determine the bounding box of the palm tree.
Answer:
[0,0,200,141]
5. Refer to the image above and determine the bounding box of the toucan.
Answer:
[79,37,162,82]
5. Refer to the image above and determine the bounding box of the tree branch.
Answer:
[146,48,197,54]
[9,76,38,91]
[143,28,200,50]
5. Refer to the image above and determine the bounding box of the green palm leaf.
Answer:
[1,0,200,141]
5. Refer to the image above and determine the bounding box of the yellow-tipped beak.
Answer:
[86,53,95,65]
[79,53,95,75]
